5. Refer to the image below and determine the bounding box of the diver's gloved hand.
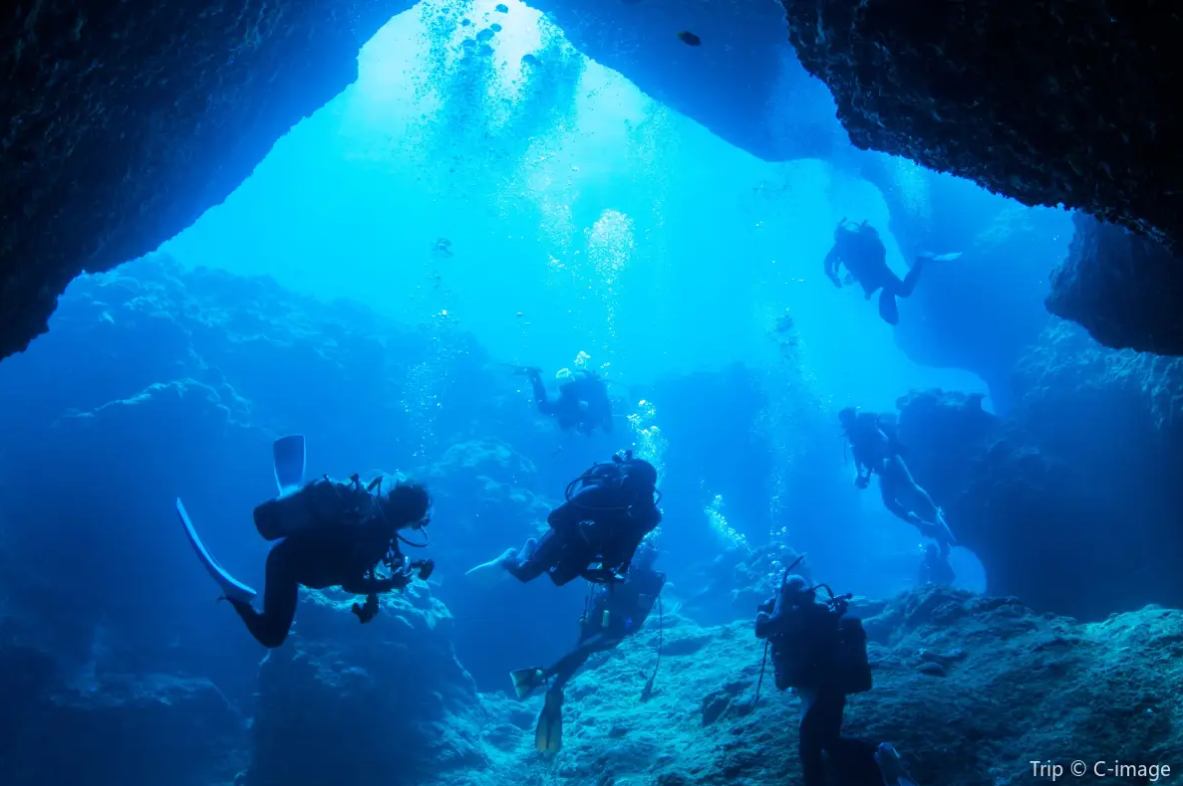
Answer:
[352,593,380,624]
[410,558,435,581]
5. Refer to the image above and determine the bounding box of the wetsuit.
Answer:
[824,221,927,326]
[757,597,881,786]
[545,566,666,690]
[504,472,661,586]
[845,413,953,555]
[229,528,410,648]
[524,368,613,434]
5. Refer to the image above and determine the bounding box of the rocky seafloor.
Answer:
[431,584,1183,786]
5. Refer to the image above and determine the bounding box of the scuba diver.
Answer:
[468,450,661,587]
[755,574,917,786]
[838,407,956,557]
[824,218,960,326]
[178,436,435,649]
[514,365,614,435]
[509,543,667,753]
[917,542,955,586]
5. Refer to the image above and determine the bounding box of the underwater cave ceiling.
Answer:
[4,0,1183,362]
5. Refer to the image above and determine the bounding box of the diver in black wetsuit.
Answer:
[756,575,917,786]
[227,478,435,648]
[824,219,957,326]
[839,407,956,557]
[509,544,667,752]
[515,365,613,434]
[486,451,661,587]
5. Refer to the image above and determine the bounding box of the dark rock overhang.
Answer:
[783,0,1183,352]
[1,0,415,361]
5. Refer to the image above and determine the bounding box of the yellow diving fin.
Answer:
[510,667,545,700]
[534,690,564,753]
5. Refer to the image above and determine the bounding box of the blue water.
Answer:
[0,2,1084,785]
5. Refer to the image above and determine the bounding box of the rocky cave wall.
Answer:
[1047,213,1183,356]
[783,0,1183,354]
[895,318,1183,622]
[1,0,415,361]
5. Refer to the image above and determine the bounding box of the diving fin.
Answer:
[534,690,564,754]
[176,498,257,604]
[875,742,918,786]
[932,251,962,263]
[510,667,546,699]
[464,548,516,587]
[272,435,306,496]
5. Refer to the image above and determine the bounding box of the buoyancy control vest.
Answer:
[253,475,386,542]
[759,591,872,695]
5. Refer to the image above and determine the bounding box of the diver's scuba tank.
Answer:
[836,613,872,694]
[253,475,377,541]
[815,586,872,695]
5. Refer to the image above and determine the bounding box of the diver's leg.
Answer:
[522,369,560,417]
[891,457,956,549]
[878,290,901,325]
[800,689,843,786]
[878,472,914,525]
[545,634,608,692]
[892,457,939,520]
[896,256,927,298]
[230,540,300,648]
[505,530,562,583]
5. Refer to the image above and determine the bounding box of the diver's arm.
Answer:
[824,247,843,287]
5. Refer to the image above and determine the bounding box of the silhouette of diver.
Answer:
[824,218,960,325]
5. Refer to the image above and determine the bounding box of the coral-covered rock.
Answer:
[248,585,485,786]
[1047,214,1183,355]
[1,1,417,363]
[438,586,1183,786]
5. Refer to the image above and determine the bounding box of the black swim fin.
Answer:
[510,667,546,700]
[534,690,564,753]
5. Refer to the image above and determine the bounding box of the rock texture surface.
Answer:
[783,1,1180,244]
[895,382,1183,621]
[435,585,1183,786]
[1047,213,1183,355]
[1,0,414,362]
[784,1,1183,354]
[526,0,839,163]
